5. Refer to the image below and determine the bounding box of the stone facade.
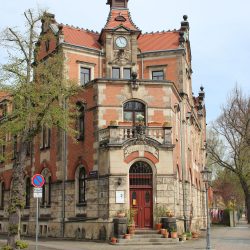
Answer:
[0,0,207,240]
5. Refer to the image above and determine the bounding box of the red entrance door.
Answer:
[130,189,152,228]
[129,161,153,229]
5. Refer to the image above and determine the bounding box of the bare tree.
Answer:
[207,86,250,222]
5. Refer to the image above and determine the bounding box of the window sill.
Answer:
[76,202,87,207]
[40,146,50,151]
[40,205,51,209]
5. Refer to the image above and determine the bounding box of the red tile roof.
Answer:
[61,26,180,52]
[138,32,180,52]
[103,9,139,31]
[62,25,101,50]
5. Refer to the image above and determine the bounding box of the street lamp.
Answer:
[201,166,212,250]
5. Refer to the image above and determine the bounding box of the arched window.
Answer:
[123,101,145,124]
[76,102,85,141]
[0,182,4,209]
[79,167,86,203]
[25,177,31,208]
[129,161,152,187]
[41,169,51,208]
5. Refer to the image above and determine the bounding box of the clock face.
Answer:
[115,36,127,48]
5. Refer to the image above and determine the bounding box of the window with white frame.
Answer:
[80,67,91,85]
[112,67,120,79]
[152,70,164,80]
[41,169,51,207]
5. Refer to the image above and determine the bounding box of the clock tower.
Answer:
[100,0,141,78]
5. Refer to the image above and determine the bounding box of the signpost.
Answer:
[32,174,45,250]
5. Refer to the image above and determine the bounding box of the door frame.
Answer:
[129,160,154,229]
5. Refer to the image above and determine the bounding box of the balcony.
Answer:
[99,125,173,148]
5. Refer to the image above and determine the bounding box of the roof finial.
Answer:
[106,0,129,9]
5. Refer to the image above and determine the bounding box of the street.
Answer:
[1,219,250,250]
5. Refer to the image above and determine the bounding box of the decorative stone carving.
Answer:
[112,49,130,66]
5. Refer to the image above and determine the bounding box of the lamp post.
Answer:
[201,166,212,250]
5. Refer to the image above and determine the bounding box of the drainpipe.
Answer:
[141,54,144,79]
[180,98,187,232]
[62,99,67,237]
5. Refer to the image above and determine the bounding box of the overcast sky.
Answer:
[0,0,250,123]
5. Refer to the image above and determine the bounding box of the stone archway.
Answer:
[129,161,153,229]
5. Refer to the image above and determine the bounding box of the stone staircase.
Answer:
[115,229,180,246]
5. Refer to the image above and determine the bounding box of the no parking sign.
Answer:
[32,174,45,188]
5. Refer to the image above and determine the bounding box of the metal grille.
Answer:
[129,162,152,187]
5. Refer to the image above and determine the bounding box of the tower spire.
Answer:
[106,0,129,9]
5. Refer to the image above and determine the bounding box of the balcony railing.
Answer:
[99,125,172,147]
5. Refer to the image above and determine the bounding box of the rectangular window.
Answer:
[0,103,7,119]
[0,145,5,163]
[40,126,51,150]
[123,68,131,79]
[80,67,91,85]
[77,105,85,141]
[13,136,17,159]
[112,67,120,79]
[152,70,164,80]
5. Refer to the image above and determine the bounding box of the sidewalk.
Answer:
[1,218,250,250]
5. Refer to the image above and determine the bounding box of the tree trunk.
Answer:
[7,140,27,249]
[245,193,250,224]
[240,180,250,224]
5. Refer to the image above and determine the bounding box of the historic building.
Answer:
[0,0,207,240]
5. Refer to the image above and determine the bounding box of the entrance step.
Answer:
[115,229,180,246]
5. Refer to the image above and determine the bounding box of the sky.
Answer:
[0,0,250,123]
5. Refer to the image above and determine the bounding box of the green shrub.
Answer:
[16,240,28,249]
[1,245,13,250]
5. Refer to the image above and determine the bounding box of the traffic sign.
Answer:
[33,187,43,198]
[32,174,45,188]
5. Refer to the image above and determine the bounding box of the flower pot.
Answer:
[182,235,187,241]
[163,232,169,238]
[192,232,199,239]
[160,228,166,235]
[118,121,132,126]
[117,212,125,218]
[128,226,135,235]
[111,237,117,244]
[124,234,131,240]
[155,223,162,231]
[171,231,178,239]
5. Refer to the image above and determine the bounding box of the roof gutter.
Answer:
[61,42,102,54]
[139,48,185,56]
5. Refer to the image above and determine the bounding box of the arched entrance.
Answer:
[129,161,153,229]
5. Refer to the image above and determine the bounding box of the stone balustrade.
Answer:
[99,125,172,146]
